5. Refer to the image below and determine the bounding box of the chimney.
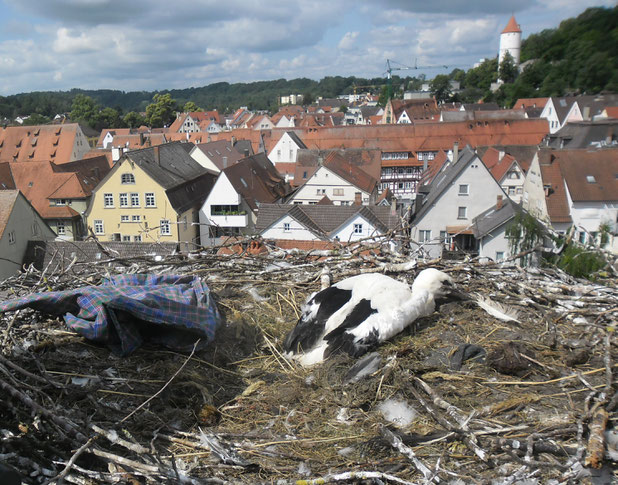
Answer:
[496,195,503,210]
[139,132,145,146]
[317,155,324,166]
[153,146,160,165]
[452,142,459,163]
[231,135,236,146]
[583,106,590,121]
[222,156,228,168]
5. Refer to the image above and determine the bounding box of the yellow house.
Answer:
[85,142,216,251]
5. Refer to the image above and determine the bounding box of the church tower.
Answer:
[499,15,522,66]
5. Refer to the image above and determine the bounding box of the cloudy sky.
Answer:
[0,0,613,96]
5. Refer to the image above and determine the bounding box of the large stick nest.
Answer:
[0,242,616,484]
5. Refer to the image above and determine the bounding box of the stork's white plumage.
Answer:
[283,268,454,366]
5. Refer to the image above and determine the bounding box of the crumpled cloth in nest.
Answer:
[0,274,221,356]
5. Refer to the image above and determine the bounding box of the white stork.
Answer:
[283,268,456,366]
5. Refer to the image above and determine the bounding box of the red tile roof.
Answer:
[323,153,377,194]
[390,98,440,122]
[553,149,618,202]
[9,159,106,220]
[480,148,517,181]
[513,98,548,110]
[0,162,16,189]
[604,107,618,119]
[502,15,521,33]
[0,190,19,240]
[0,124,85,164]
[540,160,571,224]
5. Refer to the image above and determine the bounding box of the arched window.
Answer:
[121,173,135,184]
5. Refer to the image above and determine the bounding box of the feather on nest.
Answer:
[472,294,520,323]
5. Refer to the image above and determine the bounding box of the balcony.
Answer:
[209,213,248,228]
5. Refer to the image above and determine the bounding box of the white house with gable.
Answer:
[410,146,508,258]
[287,154,378,206]
[268,132,307,165]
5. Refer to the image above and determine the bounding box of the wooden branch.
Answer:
[380,426,440,483]
[584,407,608,469]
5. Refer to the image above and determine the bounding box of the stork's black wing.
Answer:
[283,286,352,354]
[323,298,378,358]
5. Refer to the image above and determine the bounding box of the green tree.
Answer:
[377,85,390,107]
[302,92,315,106]
[430,74,452,103]
[145,93,177,127]
[499,52,518,83]
[183,101,201,112]
[23,113,51,125]
[123,111,146,128]
[96,107,123,130]
[464,58,499,92]
[70,94,99,128]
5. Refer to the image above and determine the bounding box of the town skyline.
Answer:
[0,0,614,96]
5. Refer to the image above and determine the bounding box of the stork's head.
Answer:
[411,268,455,298]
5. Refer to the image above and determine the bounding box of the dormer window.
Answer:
[121,173,135,184]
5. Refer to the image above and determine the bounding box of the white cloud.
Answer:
[53,28,98,54]
[338,31,359,50]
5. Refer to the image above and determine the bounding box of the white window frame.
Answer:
[120,215,129,223]
[283,222,291,232]
[160,219,171,236]
[94,220,104,234]
[419,230,431,243]
[119,193,129,207]
[57,220,66,235]
[353,223,363,234]
[457,207,467,219]
[130,193,140,207]
[458,184,469,196]
[134,235,142,242]
[122,235,131,242]
[131,215,141,222]
[103,193,114,207]
[145,193,156,207]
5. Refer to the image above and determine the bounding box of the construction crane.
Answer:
[385,58,449,100]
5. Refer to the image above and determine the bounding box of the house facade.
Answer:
[410,147,507,258]
[85,142,216,250]
[268,131,307,166]
[198,153,292,243]
[9,156,111,241]
[287,155,378,206]
[0,190,56,280]
[256,204,400,245]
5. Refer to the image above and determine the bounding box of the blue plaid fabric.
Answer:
[0,274,221,356]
